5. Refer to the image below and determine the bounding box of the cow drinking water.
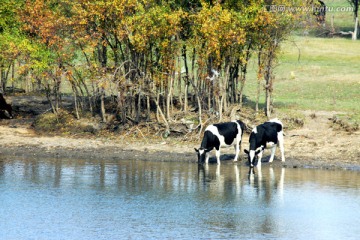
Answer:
[244,118,285,167]
[195,120,245,165]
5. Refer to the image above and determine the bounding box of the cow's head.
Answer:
[194,147,208,164]
[244,148,262,168]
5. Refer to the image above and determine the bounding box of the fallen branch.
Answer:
[136,127,148,144]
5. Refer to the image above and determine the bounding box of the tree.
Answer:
[257,0,303,118]
[0,0,24,92]
[0,0,304,132]
[348,0,359,39]
[191,2,247,123]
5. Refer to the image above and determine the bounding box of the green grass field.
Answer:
[324,0,355,30]
[244,35,360,122]
[243,0,359,124]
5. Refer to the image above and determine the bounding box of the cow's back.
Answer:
[202,121,244,149]
[261,122,282,143]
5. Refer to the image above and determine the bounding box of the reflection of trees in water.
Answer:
[1,158,360,238]
[2,158,360,196]
[0,159,202,194]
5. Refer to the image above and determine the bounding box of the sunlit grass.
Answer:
[244,36,360,121]
[325,0,355,30]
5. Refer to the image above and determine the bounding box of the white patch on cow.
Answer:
[199,149,205,156]
[206,125,239,148]
[278,130,285,162]
[249,150,255,166]
[206,125,226,146]
[252,127,257,134]
[266,142,275,148]
[255,146,263,152]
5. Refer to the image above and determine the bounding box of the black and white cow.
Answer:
[195,120,245,165]
[244,118,285,167]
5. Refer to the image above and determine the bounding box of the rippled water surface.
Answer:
[1,157,360,239]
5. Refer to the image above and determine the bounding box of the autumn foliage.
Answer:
[0,0,302,134]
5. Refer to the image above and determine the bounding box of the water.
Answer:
[1,157,360,240]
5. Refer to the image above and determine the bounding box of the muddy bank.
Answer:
[1,95,359,171]
[0,139,359,171]
[0,120,359,171]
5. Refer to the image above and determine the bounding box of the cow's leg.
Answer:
[205,152,210,164]
[269,145,277,163]
[215,149,221,165]
[278,132,285,162]
[216,164,220,176]
[233,142,240,162]
[257,151,263,166]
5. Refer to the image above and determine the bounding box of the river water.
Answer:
[0,157,359,239]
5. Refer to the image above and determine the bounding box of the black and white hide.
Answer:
[195,120,245,165]
[244,118,285,167]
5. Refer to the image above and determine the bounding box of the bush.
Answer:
[32,109,100,135]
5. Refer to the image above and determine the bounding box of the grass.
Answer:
[244,36,360,122]
[324,0,355,31]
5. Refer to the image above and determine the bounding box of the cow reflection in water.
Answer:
[248,165,286,203]
[198,164,242,197]
[198,164,285,203]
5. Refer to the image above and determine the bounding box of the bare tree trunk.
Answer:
[264,47,275,119]
[265,83,272,118]
[1,63,12,93]
[166,76,173,121]
[136,91,141,123]
[0,67,4,93]
[73,86,80,119]
[25,71,31,93]
[219,95,223,122]
[146,95,151,122]
[196,94,203,137]
[100,87,106,122]
[256,51,262,113]
[117,91,127,125]
[182,45,189,112]
[238,74,245,106]
[156,92,160,123]
[189,74,203,137]
[239,44,252,106]
[54,75,61,112]
[155,92,170,137]
[177,55,183,111]
[223,65,230,113]
[353,17,359,40]
[184,83,188,112]
[11,62,15,90]
[45,82,57,114]
[256,80,261,113]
